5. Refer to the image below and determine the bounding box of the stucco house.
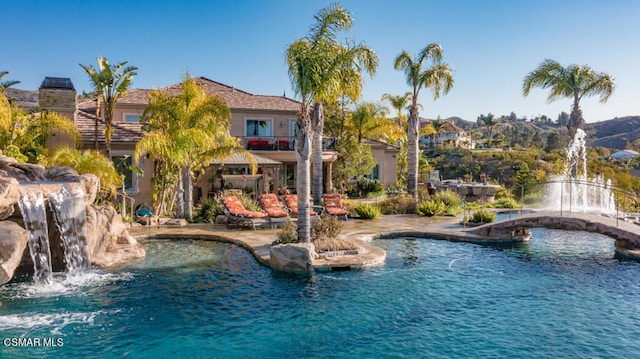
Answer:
[419,120,474,149]
[21,76,397,209]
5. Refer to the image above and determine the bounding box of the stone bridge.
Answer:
[466,211,640,259]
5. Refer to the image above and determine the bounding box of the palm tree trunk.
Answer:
[183,166,193,221]
[407,107,419,200]
[312,102,324,205]
[295,108,313,243]
[176,166,185,219]
[568,101,583,139]
[104,100,113,158]
[94,97,100,150]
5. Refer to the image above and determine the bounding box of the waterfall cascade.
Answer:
[17,184,90,284]
[545,129,617,214]
[48,184,90,276]
[18,191,53,285]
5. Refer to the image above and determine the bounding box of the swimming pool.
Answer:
[1,229,639,358]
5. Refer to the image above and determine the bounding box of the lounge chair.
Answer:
[221,195,269,230]
[258,193,291,228]
[323,193,348,221]
[283,194,321,219]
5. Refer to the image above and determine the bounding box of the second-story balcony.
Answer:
[239,136,337,152]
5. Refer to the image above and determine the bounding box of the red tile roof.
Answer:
[117,76,300,112]
[75,106,144,145]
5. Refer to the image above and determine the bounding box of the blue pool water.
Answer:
[2,229,640,358]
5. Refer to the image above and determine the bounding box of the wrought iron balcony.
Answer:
[239,136,337,151]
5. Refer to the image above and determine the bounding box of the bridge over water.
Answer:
[466,211,640,259]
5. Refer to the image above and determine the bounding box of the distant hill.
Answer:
[3,88,38,109]
[584,116,640,150]
[442,114,640,150]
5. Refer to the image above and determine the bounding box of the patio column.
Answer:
[324,162,333,193]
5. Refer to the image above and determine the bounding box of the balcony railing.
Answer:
[239,136,337,151]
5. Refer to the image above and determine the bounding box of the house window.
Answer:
[366,164,381,181]
[124,114,140,123]
[245,118,272,137]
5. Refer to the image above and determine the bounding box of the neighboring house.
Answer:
[17,76,397,208]
[363,139,399,187]
[419,120,474,149]
[610,149,639,160]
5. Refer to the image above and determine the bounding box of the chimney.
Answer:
[38,77,77,121]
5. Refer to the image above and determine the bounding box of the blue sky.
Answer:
[3,0,639,123]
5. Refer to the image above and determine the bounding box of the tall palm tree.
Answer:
[522,59,614,138]
[80,56,138,156]
[477,113,499,146]
[135,75,249,220]
[286,3,378,243]
[0,71,20,92]
[394,43,454,199]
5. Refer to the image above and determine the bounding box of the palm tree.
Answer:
[80,56,138,156]
[522,59,614,138]
[477,113,499,147]
[429,118,448,147]
[394,43,454,199]
[0,71,20,92]
[348,101,393,143]
[285,3,378,243]
[381,92,412,139]
[0,103,81,163]
[135,75,249,220]
[47,147,122,196]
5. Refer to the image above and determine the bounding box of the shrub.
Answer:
[431,190,462,208]
[312,215,344,241]
[275,221,298,244]
[379,194,416,214]
[470,209,496,223]
[463,201,481,211]
[193,197,225,223]
[523,192,544,205]
[237,193,261,212]
[354,202,381,219]
[493,197,519,209]
[416,200,446,217]
[358,178,384,197]
[341,198,357,217]
[313,237,361,253]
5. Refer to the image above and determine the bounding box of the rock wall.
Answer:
[0,154,145,285]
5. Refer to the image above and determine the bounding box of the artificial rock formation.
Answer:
[0,221,29,284]
[0,154,145,284]
[269,243,318,274]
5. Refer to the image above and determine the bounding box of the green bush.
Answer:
[354,202,381,219]
[275,221,298,244]
[193,197,225,223]
[312,215,344,241]
[431,190,462,208]
[358,178,384,197]
[379,194,417,214]
[416,200,446,217]
[493,197,519,209]
[470,209,496,223]
[523,192,544,205]
[237,193,261,212]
